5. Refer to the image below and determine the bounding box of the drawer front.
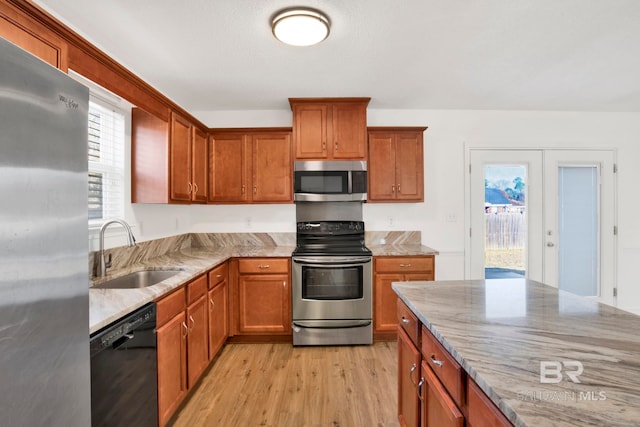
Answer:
[397,299,420,347]
[238,258,289,274]
[208,262,228,288]
[156,287,185,327]
[421,325,464,406]
[467,379,513,427]
[375,256,434,273]
[187,274,208,305]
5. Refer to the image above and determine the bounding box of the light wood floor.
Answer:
[171,341,400,427]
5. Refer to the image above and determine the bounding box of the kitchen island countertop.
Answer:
[393,279,640,427]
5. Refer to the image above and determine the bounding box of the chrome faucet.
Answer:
[98,219,136,277]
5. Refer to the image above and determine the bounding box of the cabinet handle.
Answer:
[258,264,270,269]
[335,142,338,152]
[241,184,245,194]
[188,182,193,194]
[189,315,195,331]
[182,321,188,338]
[397,184,401,193]
[430,354,444,368]
[409,363,418,386]
[283,281,286,288]
[399,263,412,268]
[253,184,257,194]
[417,378,425,401]
[401,317,410,324]
[215,274,222,278]
[391,184,395,193]
[209,298,215,310]
[193,183,198,195]
[322,142,326,151]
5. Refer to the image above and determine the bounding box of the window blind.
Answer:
[87,97,125,223]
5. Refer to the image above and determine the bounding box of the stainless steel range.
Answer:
[292,211,373,346]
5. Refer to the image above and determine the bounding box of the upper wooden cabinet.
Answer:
[208,129,292,204]
[289,98,370,160]
[368,127,426,202]
[132,108,207,204]
[1,2,68,71]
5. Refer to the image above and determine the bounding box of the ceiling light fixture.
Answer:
[272,8,330,47]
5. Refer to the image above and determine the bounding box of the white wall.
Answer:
[124,108,640,314]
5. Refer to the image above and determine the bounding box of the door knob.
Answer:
[547,242,555,247]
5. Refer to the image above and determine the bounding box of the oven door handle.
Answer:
[293,320,372,329]
[293,256,372,267]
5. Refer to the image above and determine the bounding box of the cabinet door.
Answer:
[374,273,403,334]
[208,133,249,202]
[421,361,464,427]
[467,379,512,427]
[208,281,228,360]
[251,132,293,202]
[398,328,421,427]
[186,295,209,388]
[368,132,397,201]
[395,132,424,201]
[238,273,291,334]
[170,112,192,202]
[191,127,208,203]
[157,312,187,427]
[293,103,329,159]
[331,102,367,159]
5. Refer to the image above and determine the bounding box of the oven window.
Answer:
[295,171,348,194]
[302,265,363,300]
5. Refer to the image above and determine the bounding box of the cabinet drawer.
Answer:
[208,262,228,288]
[397,299,420,346]
[156,287,185,327]
[467,379,513,427]
[238,258,289,274]
[421,325,464,406]
[375,256,433,273]
[187,274,208,305]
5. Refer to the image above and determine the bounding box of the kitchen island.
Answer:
[393,279,640,427]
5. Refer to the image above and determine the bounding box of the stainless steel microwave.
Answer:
[294,161,367,202]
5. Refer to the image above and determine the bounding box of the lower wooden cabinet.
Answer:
[156,270,228,427]
[375,256,434,336]
[156,288,188,427]
[398,327,421,427]
[421,360,464,427]
[236,258,291,335]
[208,263,228,359]
[396,299,513,427]
[186,275,209,388]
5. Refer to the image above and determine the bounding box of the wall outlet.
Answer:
[246,217,252,229]
[446,213,457,222]
[387,217,394,227]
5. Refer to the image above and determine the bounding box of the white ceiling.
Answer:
[35,0,640,113]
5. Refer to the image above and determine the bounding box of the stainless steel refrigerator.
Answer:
[0,38,91,426]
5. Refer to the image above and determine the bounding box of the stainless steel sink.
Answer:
[92,269,182,289]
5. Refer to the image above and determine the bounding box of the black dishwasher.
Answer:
[90,302,158,427]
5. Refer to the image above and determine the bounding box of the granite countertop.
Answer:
[89,243,436,334]
[392,279,640,427]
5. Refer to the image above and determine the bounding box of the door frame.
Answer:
[464,144,618,303]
